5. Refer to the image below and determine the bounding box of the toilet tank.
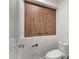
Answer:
[58,41,69,55]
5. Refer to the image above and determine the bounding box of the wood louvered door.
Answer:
[24,2,56,37]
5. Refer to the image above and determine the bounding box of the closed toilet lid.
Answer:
[46,49,63,59]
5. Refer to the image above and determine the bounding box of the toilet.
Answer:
[45,41,69,59]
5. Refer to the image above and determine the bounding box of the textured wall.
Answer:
[9,0,18,59]
[57,0,69,43]
[9,0,18,39]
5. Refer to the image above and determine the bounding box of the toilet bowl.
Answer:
[46,49,65,59]
[45,41,69,59]
[46,49,63,59]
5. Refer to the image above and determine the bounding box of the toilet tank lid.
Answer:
[59,41,69,46]
[46,49,63,58]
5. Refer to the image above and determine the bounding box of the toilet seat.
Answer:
[46,49,63,59]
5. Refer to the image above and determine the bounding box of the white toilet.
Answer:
[45,41,69,59]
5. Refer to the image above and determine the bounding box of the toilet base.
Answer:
[40,57,46,59]
[40,56,69,59]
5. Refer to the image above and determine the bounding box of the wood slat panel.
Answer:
[24,2,56,37]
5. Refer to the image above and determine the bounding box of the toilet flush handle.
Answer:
[32,44,38,47]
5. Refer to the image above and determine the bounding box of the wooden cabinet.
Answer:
[24,2,56,37]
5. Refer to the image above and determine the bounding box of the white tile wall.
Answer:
[9,39,17,59]
[17,36,58,59]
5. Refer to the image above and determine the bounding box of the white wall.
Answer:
[9,0,18,59]
[18,36,58,59]
[9,0,18,39]
[34,0,58,8]
[57,0,69,43]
